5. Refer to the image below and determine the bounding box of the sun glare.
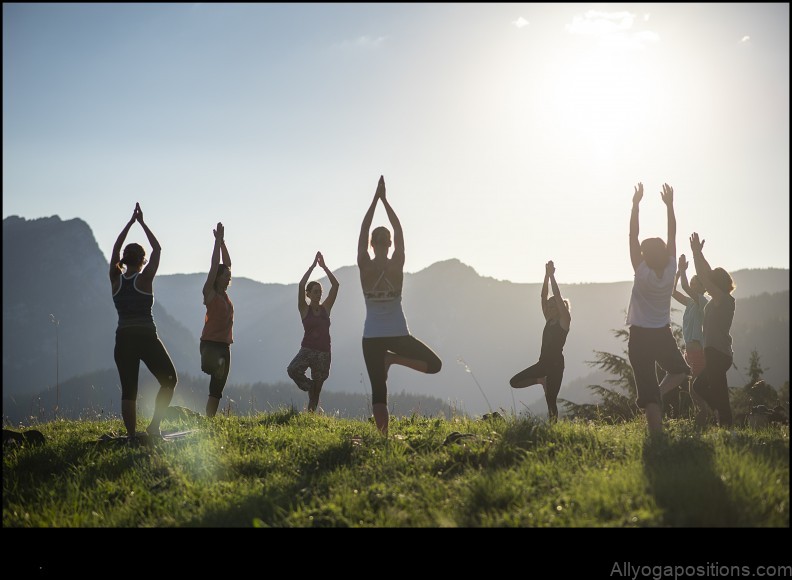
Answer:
[539,45,654,166]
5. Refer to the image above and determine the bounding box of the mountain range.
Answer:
[3,215,789,422]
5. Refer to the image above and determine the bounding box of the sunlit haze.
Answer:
[4,4,789,285]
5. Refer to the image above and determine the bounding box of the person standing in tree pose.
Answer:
[357,175,442,435]
[287,251,340,412]
[200,222,234,418]
[626,182,690,435]
[689,233,736,427]
[672,253,709,412]
[110,203,178,440]
[509,260,571,422]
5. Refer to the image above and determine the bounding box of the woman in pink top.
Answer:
[287,251,340,412]
[201,222,234,417]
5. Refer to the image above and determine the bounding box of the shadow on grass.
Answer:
[255,407,301,427]
[642,435,740,526]
[189,436,364,526]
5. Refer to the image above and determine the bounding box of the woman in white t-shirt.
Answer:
[626,182,690,435]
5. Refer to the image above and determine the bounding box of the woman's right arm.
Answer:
[541,262,550,313]
[203,223,224,305]
[109,205,138,285]
[378,176,405,268]
[661,183,677,259]
[690,232,725,305]
[135,206,162,291]
[548,262,571,329]
[318,252,340,314]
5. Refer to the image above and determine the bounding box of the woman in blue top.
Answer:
[672,253,709,411]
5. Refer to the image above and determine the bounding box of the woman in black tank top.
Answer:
[109,204,177,441]
[509,261,571,421]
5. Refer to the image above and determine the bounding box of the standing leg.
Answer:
[121,400,137,438]
[206,344,230,418]
[706,348,733,427]
[142,334,178,437]
[307,351,331,413]
[544,361,564,422]
[629,327,664,435]
[115,332,141,438]
[363,338,390,434]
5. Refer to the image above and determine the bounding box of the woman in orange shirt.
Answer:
[201,222,234,417]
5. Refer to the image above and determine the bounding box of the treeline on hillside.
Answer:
[2,369,454,426]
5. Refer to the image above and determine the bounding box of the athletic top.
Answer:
[703,294,735,356]
[539,318,569,363]
[201,292,234,344]
[301,305,331,352]
[626,255,676,328]
[363,270,409,338]
[112,272,155,331]
[682,294,709,345]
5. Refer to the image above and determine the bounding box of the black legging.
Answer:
[362,335,442,405]
[510,356,565,419]
[692,347,733,427]
[200,340,231,399]
[115,327,177,400]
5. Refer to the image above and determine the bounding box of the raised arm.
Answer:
[547,261,571,329]
[661,183,676,258]
[203,222,224,305]
[378,176,404,267]
[109,205,139,283]
[540,262,550,308]
[690,232,725,304]
[298,253,319,318]
[629,182,643,271]
[317,251,340,314]
[672,254,693,306]
[135,205,161,290]
[357,177,382,267]
[220,238,232,269]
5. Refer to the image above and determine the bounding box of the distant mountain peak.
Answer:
[416,258,479,277]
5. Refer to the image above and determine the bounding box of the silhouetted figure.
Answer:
[357,175,442,434]
[626,183,690,435]
[509,260,571,422]
[201,222,234,418]
[110,203,177,440]
[689,232,736,427]
[287,251,340,412]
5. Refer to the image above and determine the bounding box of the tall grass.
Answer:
[3,410,788,527]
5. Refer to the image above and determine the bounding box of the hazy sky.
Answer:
[4,3,789,285]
